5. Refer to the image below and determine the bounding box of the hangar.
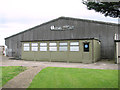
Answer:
[5,17,119,63]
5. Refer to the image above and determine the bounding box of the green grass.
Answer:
[28,67,118,88]
[1,66,27,86]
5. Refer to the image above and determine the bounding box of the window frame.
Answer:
[59,42,68,51]
[40,42,47,51]
[23,43,30,51]
[31,43,38,52]
[70,41,79,52]
[49,42,57,51]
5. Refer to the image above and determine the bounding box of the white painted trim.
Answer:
[116,42,118,64]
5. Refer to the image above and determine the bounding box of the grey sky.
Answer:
[0,0,118,46]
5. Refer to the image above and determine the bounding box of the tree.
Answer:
[82,1,120,18]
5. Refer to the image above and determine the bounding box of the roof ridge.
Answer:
[58,16,119,25]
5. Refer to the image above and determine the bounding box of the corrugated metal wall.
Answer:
[5,17,119,59]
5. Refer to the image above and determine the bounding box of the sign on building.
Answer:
[50,25,74,31]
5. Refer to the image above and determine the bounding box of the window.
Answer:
[24,47,30,51]
[49,47,57,51]
[31,43,38,51]
[23,43,30,51]
[59,42,68,51]
[32,43,38,46]
[70,42,79,45]
[84,43,89,52]
[49,43,57,46]
[40,43,47,51]
[70,42,79,51]
[40,43,47,46]
[24,43,29,47]
[49,42,57,51]
[70,46,79,51]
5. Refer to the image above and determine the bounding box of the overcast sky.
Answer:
[0,0,118,46]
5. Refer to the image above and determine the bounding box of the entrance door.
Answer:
[82,41,92,63]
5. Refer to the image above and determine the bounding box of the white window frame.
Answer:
[40,43,47,51]
[49,47,57,51]
[49,43,57,46]
[70,42,79,45]
[70,46,79,51]
[59,42,68,51]
[23,43,30,51]
[49,42,57,51]
[31,43,38,51]
[32,43,38,47]
[24,43,29,47]
[40,43,47,46]
[70,41,79,51]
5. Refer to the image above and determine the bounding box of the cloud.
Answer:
[0,0,118,23]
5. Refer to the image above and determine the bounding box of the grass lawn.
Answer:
[1,66,27,86]
[28,67,118,88]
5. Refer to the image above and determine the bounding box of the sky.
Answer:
[0,0,118,46]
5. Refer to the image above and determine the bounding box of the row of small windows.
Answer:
[23,42,89,52]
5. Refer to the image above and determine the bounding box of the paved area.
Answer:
[1,56,118,70]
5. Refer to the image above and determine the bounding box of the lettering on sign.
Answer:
[50,25,74,31]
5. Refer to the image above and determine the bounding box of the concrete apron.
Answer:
[2,65,46,88]
[1,60,118,70]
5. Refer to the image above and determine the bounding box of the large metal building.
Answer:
[5,17,119,61]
